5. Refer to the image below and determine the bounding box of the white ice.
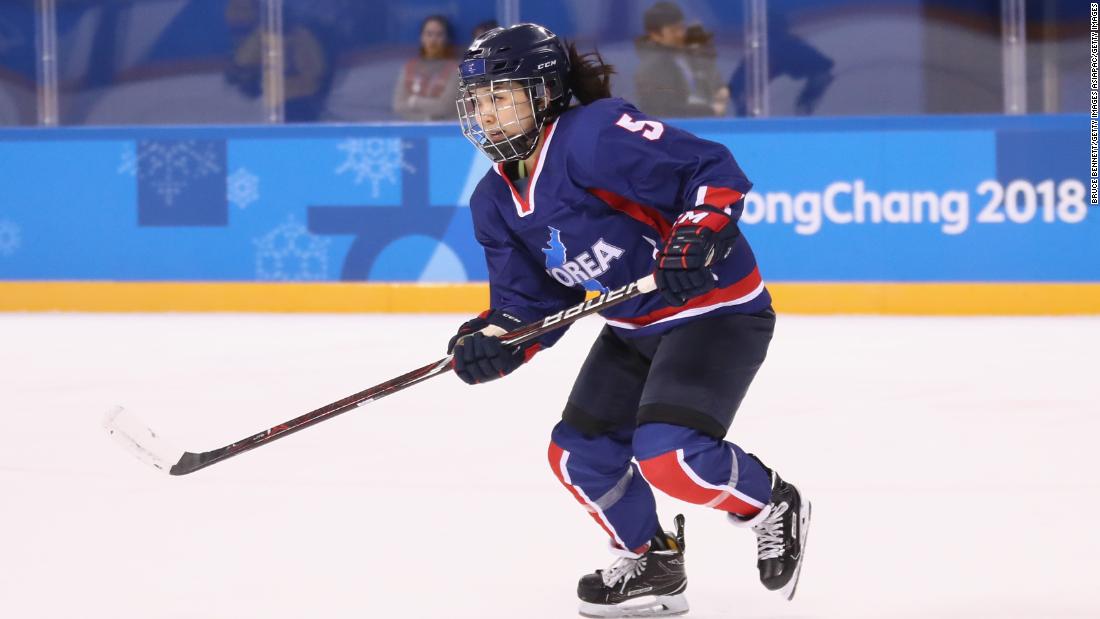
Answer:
[1,313,1098,618]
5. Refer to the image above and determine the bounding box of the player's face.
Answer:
[471,82,537,143]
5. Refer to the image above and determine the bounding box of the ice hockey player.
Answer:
[447,23,810,617]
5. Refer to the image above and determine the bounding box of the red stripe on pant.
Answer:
[639,451,761,517]
[547,442,625,546]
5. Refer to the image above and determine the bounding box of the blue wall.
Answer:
[0,115,1094,283]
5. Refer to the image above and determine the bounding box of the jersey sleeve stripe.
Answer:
[695,186,744,207]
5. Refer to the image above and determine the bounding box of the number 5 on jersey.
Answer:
[615,113,664,141]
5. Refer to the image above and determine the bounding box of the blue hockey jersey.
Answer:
[469,97,771,350]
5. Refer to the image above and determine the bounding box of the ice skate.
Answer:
[730,467,811,600]
[577,515,689,618]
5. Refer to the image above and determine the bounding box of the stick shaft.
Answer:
[168,275,656,475]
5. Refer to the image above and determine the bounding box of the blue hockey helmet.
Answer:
[456,23,572,163]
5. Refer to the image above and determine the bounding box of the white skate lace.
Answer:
[752,502,789,560]
[601,554,648,592]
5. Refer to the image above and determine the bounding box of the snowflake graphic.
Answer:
[253,216,330,281]
[334,138,415,197]
[0,219,21,256]
[118,141,223,205]
[227,168,260,209]
[118,144,138,175]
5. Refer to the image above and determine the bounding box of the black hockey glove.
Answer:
[448,310,534,385]
[452,332,526,385]
[655,204,741,306]
[446,311,492,354]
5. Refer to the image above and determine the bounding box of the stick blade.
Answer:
[102,406,186,474]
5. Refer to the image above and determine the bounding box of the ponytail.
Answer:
[565,41,615,104]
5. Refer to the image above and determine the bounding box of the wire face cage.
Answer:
[456,77,548,163]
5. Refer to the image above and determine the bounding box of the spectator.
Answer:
[392,15,460,121]
[225,0,334,122]
[634,1,728,118]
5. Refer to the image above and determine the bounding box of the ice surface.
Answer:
[1,313,1098,618]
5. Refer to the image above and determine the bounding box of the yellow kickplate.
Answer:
[0,281,1098,315]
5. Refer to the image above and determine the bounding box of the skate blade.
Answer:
[578,593,689,618]
[781,499,812,601]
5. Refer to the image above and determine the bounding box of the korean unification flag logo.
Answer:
[461,59,486,78]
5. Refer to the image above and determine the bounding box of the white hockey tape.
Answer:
[102,406,185,474]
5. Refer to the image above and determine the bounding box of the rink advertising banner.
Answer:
[0,115,1095,313]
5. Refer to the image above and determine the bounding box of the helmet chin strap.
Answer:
[510,89,551,165]
[505,129,539,163]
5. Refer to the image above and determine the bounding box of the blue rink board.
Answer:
[0,115,1094,282]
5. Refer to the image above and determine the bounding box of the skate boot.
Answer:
[730,464,811,600]
[577,514,689,618]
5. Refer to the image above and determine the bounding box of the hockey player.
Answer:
[448,24,810,618]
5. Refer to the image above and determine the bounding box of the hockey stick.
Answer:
[103,274,657,476]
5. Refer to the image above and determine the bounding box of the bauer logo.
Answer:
[542,281,639,327]
[542,227,624,294]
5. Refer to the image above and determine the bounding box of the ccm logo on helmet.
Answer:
[536,60,557,70]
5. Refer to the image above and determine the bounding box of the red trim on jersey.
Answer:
[495,121,557,216]
[588,188,674,240]
[522,342,543,363]
[699,214,728,233]
[611,266,763,327]
[496,164,530,215]
[698,186,743,207]
[639,451,761,517]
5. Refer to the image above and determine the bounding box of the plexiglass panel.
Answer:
[1025,0,1089,113]
[920,0,1004,115]
[756,0,993,117]
[9,0,1086,125]
[520,0,746,118]
[0,1,37,126]
[54,0,266,125]
[282,0,496,123]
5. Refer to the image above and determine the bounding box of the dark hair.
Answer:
[643,1,685,33]
[565,41,615,104]
[419,14,456,59]
[471,19,499,41]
